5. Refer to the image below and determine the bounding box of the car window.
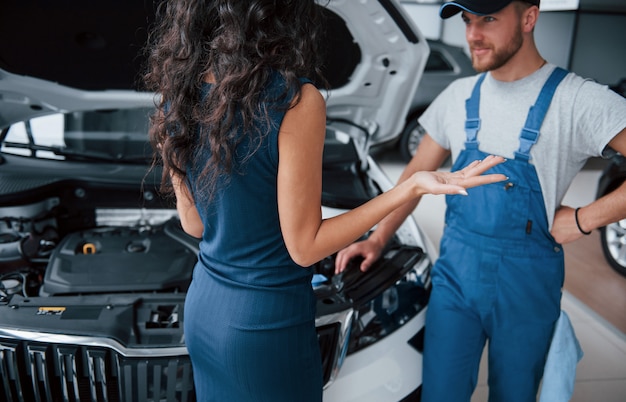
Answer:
[1,107,154,162]
[3,114,65,159]
[425,50,454,72]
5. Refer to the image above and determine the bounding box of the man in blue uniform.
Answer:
[335,1,626,401]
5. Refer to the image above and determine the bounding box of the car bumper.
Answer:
[323,308,426,402]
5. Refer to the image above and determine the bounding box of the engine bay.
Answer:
[0,177,430,354]
[0,193,198,302]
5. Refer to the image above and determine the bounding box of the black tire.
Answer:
[600,220,626,277]
[398,117,451,166]
[399,118,426,162]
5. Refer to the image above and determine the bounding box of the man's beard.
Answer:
[470,27,523,73]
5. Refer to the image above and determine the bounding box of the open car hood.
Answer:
[0,0,427,147]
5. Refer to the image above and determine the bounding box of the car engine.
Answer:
[0,198,197,301]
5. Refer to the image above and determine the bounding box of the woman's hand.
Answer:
[407,155,507,196]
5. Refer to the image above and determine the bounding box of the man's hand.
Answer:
[335,238,384,274]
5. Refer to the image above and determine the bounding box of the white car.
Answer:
[0,1,435,401]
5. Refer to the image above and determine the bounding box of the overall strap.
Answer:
[514,67,569,161]
[464,73,487,150]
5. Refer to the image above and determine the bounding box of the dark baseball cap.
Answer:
[440,0,540,19]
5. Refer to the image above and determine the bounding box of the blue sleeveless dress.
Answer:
[183,74,323,401]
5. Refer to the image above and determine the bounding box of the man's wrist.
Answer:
[574,207,592,235]
[367,232,391,250]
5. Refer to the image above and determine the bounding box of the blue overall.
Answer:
[422,68,569,402]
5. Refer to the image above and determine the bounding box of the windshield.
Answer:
[1,107,154,163]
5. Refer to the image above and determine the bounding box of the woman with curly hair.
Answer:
[143,1,505,400]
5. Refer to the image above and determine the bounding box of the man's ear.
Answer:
[522,5,539,33]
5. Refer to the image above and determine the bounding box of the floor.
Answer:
[376,151,626,402]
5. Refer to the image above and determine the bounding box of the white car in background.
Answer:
[0,1,435,401]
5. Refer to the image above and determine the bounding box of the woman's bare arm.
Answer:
[172,173,204,238]
[277,83,506,266]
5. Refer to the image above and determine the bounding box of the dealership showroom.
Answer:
[0,0,625,401]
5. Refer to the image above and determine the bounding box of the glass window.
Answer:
[424,51,453,72]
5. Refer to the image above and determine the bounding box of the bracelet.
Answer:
[574,207,591,235]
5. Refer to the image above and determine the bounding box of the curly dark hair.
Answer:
[143,0,326,201]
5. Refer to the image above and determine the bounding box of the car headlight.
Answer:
[339,246,431,354]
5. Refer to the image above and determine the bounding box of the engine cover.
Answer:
[43,226,196,295]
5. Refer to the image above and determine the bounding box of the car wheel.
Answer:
[399,117,426,162]
[600,219,626,277]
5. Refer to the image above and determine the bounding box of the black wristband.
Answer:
[574,207,591,235]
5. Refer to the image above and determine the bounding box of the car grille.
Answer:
[0,338,194,402]
[1,318,349,402]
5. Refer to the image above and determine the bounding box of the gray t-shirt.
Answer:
[419,63,626,228]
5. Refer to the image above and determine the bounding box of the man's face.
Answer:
[461,4,524,72]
